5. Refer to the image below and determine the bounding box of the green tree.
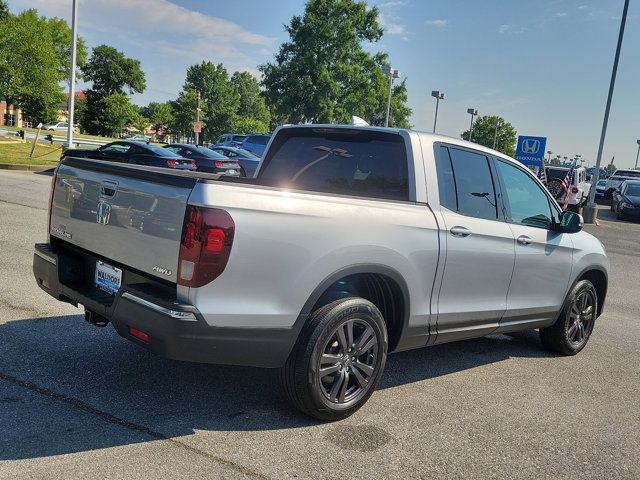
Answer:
[170,89,204,138]
[231,116,268,134]
[0,8,88,122]
[179,61,238,142]
[82,45,145,96]
[260,0,411,127]
[142,102,174,134]
[0,1,10,21]
[461,115,517,157]
[88,92,139,137]
[230,71,270,128]
[81,45,146,134]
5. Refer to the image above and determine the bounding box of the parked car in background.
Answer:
[208,145,260,177]
[164,144,240,176]
[42,122,78,133]
[611,180,640,220]
[594,179,607,201]
[122,133,151,142]
[239,134,271,156]
[604,169,640,199]
[545,166,591,211]
[61,141,196,171]
[214,133,247,147]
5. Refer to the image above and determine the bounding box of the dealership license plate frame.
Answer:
[95,260,122,295]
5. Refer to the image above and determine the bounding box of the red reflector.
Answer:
[571,187,579,193]
[166,159,177,167]
[205,228,225,253]
[129,327,149,343]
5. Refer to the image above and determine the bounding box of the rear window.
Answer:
[247,135,269,145]
[259,129,409,201]
[616,170,640,178]
[232,135,247,142]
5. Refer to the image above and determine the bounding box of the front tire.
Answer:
[540,280,597,355]
[279,298,388,421]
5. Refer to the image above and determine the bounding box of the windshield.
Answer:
[144,144,181,158]
[235,148,259,159]
[626,185,640,196]
[190,147,227,159]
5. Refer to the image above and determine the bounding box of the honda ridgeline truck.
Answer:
[33,125,609,420]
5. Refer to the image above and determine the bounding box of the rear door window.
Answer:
[259,129,409,201]
[434,146,498,220]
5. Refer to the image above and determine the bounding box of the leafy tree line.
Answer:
[2,0,414,140]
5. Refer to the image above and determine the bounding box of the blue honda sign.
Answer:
[515,135,547,166]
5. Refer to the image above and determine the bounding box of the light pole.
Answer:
[584,0,629,223]
[431,90,445,133]
[635,139,640,169]
[547,150,552,162]
[382,67,400,127]
[467,108,477,141]
[66,0,79,148]
[493,117,501,149]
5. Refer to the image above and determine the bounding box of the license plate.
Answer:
[95,261,122,295]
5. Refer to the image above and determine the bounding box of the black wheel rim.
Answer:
[317,319,378,405]
[567,290,595,347]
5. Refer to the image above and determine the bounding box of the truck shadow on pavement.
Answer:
[0,313,553,460]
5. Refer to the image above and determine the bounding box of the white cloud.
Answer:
[425,19,448,28]
[555,12,568,17]
[498,24,511,33]
[379,0,409,7]
[378,12,408,36]
[498,23,526,34]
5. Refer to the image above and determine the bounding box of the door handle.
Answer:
[450,226,471,238]
[517,235,532,246]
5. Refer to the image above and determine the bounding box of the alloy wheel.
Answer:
[567,290,595,347]
[317,319,379,405]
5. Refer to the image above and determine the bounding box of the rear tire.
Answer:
[279,298,388,421]
[540,280,597,356]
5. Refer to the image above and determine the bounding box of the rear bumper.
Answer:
[32,242,294,368]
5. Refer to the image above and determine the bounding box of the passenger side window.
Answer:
[495,160,555,229]
[434,146,498,220]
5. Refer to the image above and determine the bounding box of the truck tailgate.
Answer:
[50,158,197,283]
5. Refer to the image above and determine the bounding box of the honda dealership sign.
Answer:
[515,135,547,166]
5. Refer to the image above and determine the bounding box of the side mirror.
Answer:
[557,211,583,234]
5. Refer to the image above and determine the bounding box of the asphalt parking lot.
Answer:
[1,170,639,479]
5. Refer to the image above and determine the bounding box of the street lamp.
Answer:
[467,108,477,141]
[431,90,445,133]
[584,0,629,223]
[382,66,400,127]
[66,0,79,148]
[547,150,552,162]
[493,117,501,149]
[635,139,640,169]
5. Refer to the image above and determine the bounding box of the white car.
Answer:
[545,166,591,210]
[42,122,70,131]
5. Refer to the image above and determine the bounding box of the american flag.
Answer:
[561,159,577,211]
[537,160,547,186]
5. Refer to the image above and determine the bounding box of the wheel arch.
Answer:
[575,266,608,317]
[293,264,411,353]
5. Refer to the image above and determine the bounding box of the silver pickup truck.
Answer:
[33,124,609,420]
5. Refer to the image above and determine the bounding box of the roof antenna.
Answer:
[350,116,369,126]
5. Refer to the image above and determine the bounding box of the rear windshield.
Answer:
[259,129,409,201]
[615,170,640,178]
[232,135,247,142]
[144,144,180,158]
[247,135,269,145]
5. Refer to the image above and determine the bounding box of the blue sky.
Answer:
[10,0,640,168]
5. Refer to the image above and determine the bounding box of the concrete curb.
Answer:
[0,163,56,172]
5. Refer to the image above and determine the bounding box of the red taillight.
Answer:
[177,206,234,287]
[166,159,177,167]
[128,326,149,343]
[47,171,57,238]
[571,187,579,193]
[215,161,225,168]
[190,161,196,169]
